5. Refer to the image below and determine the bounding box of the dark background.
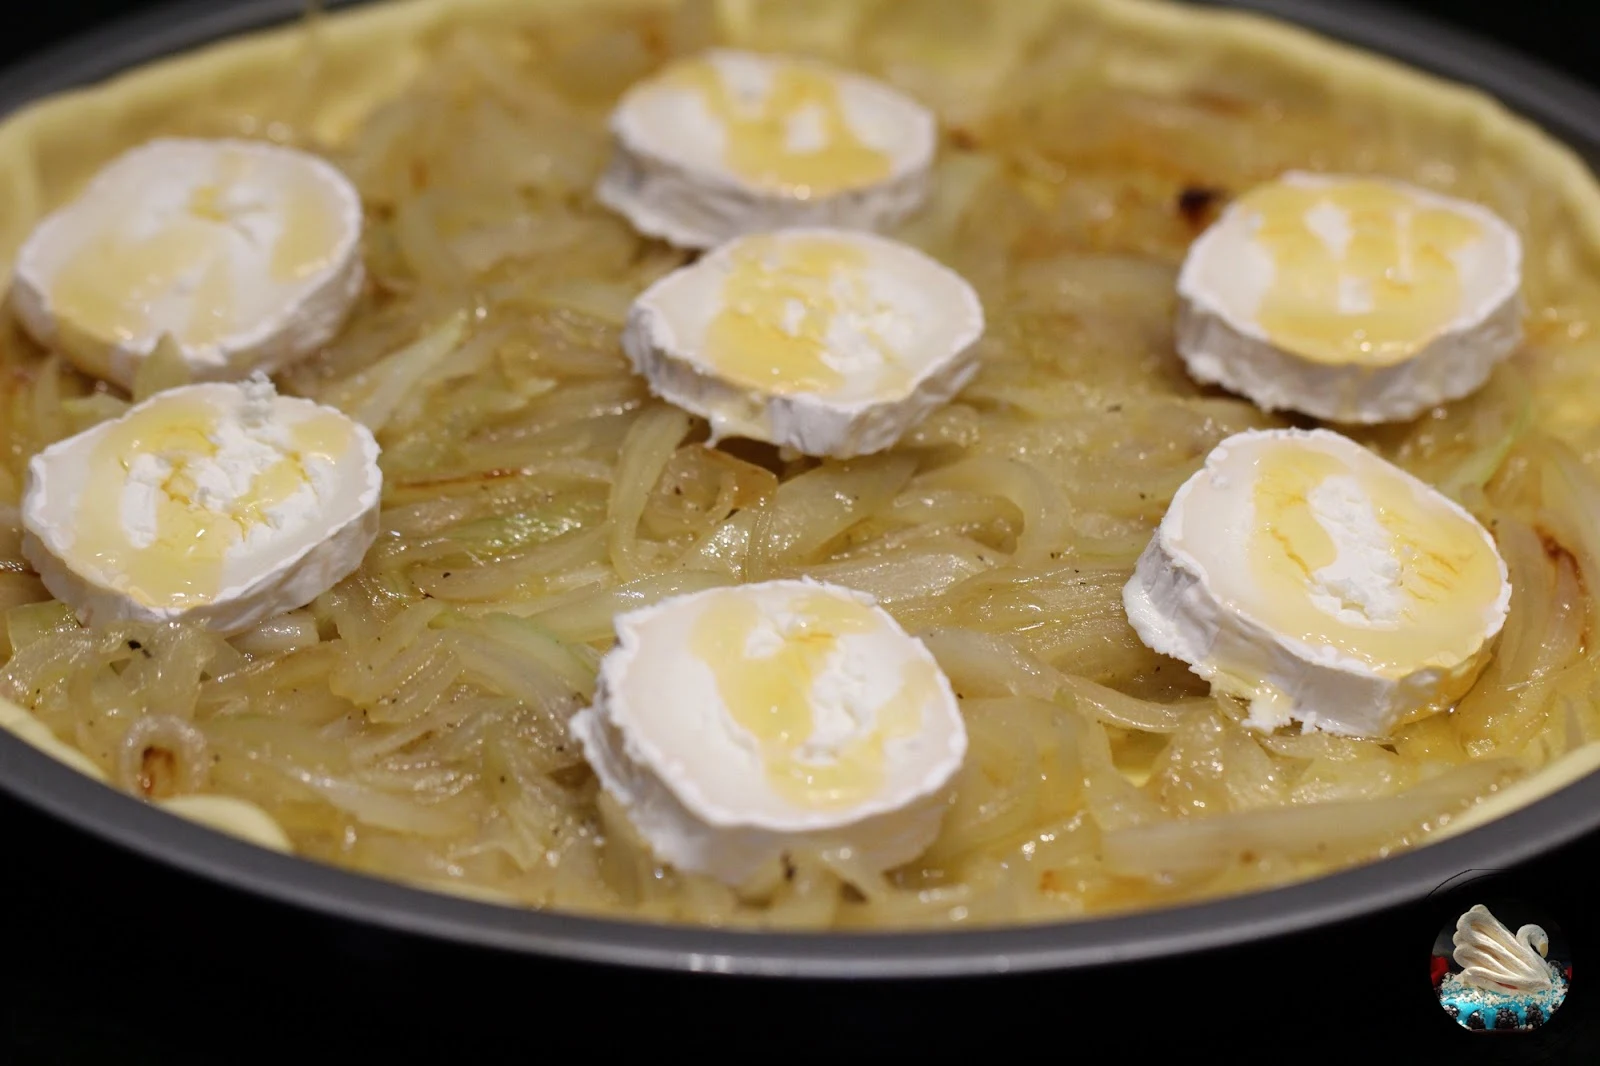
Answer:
[5,0,1600,85]
[5,1,1600,1063]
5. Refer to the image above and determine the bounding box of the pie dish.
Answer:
[2,0,1600,975]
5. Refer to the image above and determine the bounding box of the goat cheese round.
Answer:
[1123,428,1511,738]
[1175,172,1523,423]
[11,137,364,390]
[21,375,381,636]
[597,49,937,249]
[569,578,967,889]
[623,228,984,458]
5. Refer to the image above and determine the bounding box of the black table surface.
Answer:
[5,2,1600,1062]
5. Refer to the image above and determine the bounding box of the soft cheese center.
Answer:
[46,145,344,354]
[1244,441,1505,675]
[689,589,940,810]
[1243,179,1485,366]
[71,388,354,609]
[704,234,912,396]
[662,55,892,196]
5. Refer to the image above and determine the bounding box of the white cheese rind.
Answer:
[11,137,365,390]
[569,578,966,889]
[1174,293,1522,424]
[622,228,984,458]
[20,380,381,637]
[1121,428,1511,738]
[1124,534,1475,737]
[597,146,934,252]
[597,50,937,250]
[1175,171,1524,424]
[572,688,956,888]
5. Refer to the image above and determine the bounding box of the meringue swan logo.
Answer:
[1432,902,1570,1031]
